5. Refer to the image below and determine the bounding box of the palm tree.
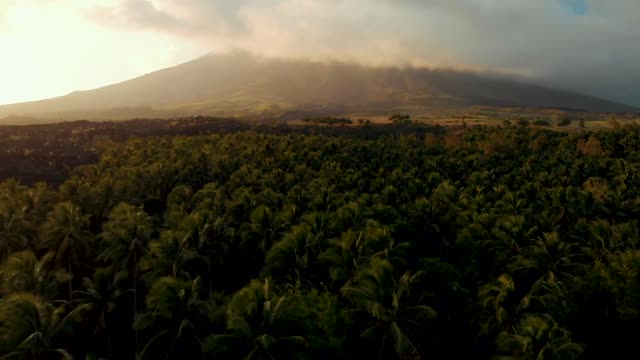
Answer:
[98,203,154,352]
[178,209,229,295]
[493,191,531,216]
[331,202,366,233]
[99,204,152,284]
[203,278,307,359]
[98,203,153,275]
[430,180,461,221]
[0,195,33,264]
[300,211,329,242]
[600,249,640,321]
[484,215,538,271]
[164,185,193,229]
[58,176,93,214]
[78,173,119,233]
[341,258,436,359]
[68,268,133,359]
[240,206,287,255]
[226,187,256,225]
[134,276,214,360]
[478,274,527,337]
[320,220,407,288]
[579,219,638,262]
[511,232,584,301]
[0,293,73,359]
[24,182,58,226]
[147,230,198,280]
[191,183,225,216]
[40,201,94,300]
[0,250,63,299]
[264,225,313,287]
[495,314,583,360]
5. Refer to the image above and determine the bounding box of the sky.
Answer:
[0,0,639,106]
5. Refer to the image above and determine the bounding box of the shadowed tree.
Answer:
[134,276,216,360]
[0,250,64,299]
[177,209,229,295]
[341,258,436,359]
[146,229,199,281]
[240,206,288,255]
[483,215,538,271]
[264,224,314,288]
[478,274,528,339]
[203,278,307,360]
[40,201,93,301]
[320,220,407,288]
[98,203,153,276]
[24,182,58,227]
[0,193,33,264]
[495,314,583,360]
[98,203,155,354]
[512,232,585,300]
[0,293,73,359]
[67,268,133,360]
[98,202,154,338]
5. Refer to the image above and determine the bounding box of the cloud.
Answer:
[10,0,640,106]
[90,0,252,39]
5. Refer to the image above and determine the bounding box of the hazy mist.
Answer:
[1,0,639,106]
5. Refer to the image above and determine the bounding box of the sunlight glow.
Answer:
[0,1,205,105]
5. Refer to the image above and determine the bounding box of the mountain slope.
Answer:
[1,53,636,121]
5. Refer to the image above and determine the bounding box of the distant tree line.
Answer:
[301,116,353,126]
[390,113,412,124]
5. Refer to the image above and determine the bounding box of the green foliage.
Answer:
[134,276,216,360]
[342,258,436,358]
[0,293,73,359]
[204,278,306,359]
[0,124,640,359]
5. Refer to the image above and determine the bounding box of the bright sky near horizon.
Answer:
[1,0,639,106]
[0,1,205,105]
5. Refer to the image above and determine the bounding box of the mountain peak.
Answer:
[0,54,636,123]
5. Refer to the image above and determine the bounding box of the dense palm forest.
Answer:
[2,122,640,359]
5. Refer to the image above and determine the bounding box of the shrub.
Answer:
[609,118,621,129]
[577,136,604,156]
[479,132,516,155]
[530,132,549,152]
[390,114,411,124]
[533,119,551,126]
[584,177,609,200]
[443,130,464,150]
[557,118,572,126]
[424,133,443,150]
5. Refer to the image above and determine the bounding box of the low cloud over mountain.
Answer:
[89,0,640,106]
[0,53,635,122]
